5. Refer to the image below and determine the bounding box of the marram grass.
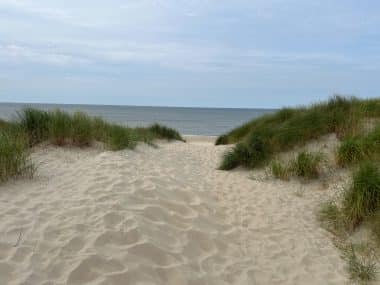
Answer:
[0,108,183,183]
[218,96,380,170]
[0,127,34,183]
[270,152,324,180]
[15,108,184,149]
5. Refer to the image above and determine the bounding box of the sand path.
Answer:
[0,137,347,284]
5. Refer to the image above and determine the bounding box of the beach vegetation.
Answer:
[342,162,380,230]
[270,160,290,180]
[319,162,380,282]
[337,124,380,167]
[219,147,241,170]
[14,108,183,150]
[290,151,324,179]
[344,243,377,283]
[319,200,347,236]
[320,162,380,232]
[17,108,50,145]
[0,126,34,183]
[48,109,73,146]
[216,96,380,170]
[106,124,138,150]
[0,108,183,184]
[70,112,94,147]
[269,152,324,180]
[148,123,185,142]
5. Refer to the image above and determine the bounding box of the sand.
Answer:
[0,136,348,284]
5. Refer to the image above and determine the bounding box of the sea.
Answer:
[0,103,275,136]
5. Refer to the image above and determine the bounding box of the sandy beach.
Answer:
[0,136,348,284]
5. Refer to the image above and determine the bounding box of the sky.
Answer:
[0,0,379,108]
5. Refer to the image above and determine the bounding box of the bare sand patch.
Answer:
[0,139,347,284]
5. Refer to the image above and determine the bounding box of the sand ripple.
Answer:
[0,139,348,284]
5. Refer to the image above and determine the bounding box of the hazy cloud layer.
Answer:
[1,0,379,107]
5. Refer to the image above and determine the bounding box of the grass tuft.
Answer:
[290,151,324,179]
[148,123,185,142]
[270,161,290,180]
[71,112,93,147]
[219,148,241,170]
[0,127,34,183]
[344,243,377,283]
[48,110,73,146]
[342,162,380,229]
[269,152,324,180]
[215,135,228,145]
[319,200,347,236]
[18,108,50,145]
[337,138,365,166]
[106,124,138,151]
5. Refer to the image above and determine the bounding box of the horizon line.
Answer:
[0,101,279,111]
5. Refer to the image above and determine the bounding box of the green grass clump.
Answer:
[344,244,377,283]
[219,133,271,170]
[269,152,324,180]
[337,124,380,167]
[270,161,290,180]
[0,127,34,183]
[319,200,347,236]
[337,138,365,166]
[106,125,138,151]
[215,135,228,145]
[319,162,380,283]
[290,151,324,179]
[342,162,380,229]
[18,108,50,145]
[219,148,241,170]
[71,112,93,147]
[217,96,376,169]
[48,110,73,146]
[92,117,109,142]
[148,124,185,142]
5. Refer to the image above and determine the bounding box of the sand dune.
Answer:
[0,137,347,284]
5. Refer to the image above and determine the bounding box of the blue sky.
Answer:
[0,0,379,108]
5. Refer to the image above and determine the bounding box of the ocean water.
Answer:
[0,103,275,136]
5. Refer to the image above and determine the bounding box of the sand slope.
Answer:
[0,137,347,284]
